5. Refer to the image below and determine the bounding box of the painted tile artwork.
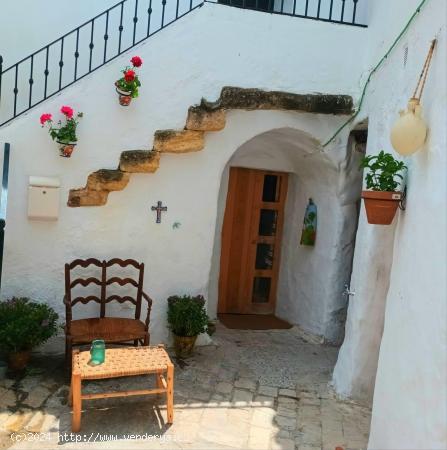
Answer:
[300,198,317,246]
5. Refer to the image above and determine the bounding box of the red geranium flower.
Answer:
[40,113,52,125]
[60,106,74,119]
[130,56,143,68]
[124,69,136,82]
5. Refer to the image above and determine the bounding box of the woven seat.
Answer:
[72,346,172,379]
[70,318,146,344]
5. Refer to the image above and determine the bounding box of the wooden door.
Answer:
[218,167,288,315]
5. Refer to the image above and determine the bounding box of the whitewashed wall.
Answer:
[0,1,118,67]
[0,1,445,447]
[0,5,367,344]
[0,0,203,125]
[333,0,447,448]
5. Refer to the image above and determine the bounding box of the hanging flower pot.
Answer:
[114,56,143,106]
[361,191,402,225]
[57,141,77,157]
[115,82,132,106]
[40,106,83,158]
[359,151,407,225]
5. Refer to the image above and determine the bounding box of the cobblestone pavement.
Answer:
[0,325,371,449]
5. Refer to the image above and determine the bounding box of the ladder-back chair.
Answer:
[64,258,153,362]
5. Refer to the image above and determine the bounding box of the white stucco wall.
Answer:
[0,4,367,345]
[2,1,445,446]
[0,0,203,124]
[0,0,369,69]
[333,0,447,448]
[0,1,118,67]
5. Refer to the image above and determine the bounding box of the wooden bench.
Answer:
[64,258,153,362]
[69,345,174,431]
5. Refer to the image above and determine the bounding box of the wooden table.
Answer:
[69,345,174,432]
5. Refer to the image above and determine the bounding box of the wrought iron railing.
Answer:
[214,0,367,25]
[0,0,366,127]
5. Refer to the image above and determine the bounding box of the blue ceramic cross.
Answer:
[151,201,167,224]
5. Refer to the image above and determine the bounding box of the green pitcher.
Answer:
[90,339,105,365]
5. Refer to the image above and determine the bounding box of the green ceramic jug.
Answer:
[90,339,105,365]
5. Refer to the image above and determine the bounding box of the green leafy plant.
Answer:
[115,56,143,98]
[360,151,407,192]
[40,106,83,144]
[0,298,59,353]
[167,295,209,337]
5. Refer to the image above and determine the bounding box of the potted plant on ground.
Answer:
[167,295,209,358]
[115,56,143,106]
[0,298,58,371]
[360,150,407,225]
[40,106,83,157]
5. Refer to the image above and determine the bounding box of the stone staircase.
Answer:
[68,87,353,207]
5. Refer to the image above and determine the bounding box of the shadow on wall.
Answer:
[208,126,364,344]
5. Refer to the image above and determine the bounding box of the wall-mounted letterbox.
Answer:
[28,176,60,221]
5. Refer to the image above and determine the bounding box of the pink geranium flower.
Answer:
[40,113,52,125]
[60,106,74,119]
[131,56,143,68]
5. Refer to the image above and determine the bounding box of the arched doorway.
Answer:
[208,126,364,344]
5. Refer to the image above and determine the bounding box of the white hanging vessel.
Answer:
[390,97,427,156]
[389,39,436,156]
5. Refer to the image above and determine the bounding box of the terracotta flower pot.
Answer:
[57,141,77,158]
[115,83,132,106]
[173,334,197,358]
[361,191,402,225]
[8,351,31,371]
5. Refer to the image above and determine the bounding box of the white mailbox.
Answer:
[28,176,60,221]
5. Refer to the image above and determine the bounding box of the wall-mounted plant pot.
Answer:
[362,191,402,225]
[57,141,77,157]
[8,351,30,371]
[115,83,132,106]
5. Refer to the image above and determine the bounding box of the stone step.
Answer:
[202,86,354,115]
[67,188,109,207]
[119,150,160,173]
[67,87,354,207]
[186,106,226,131]
[153,129,204,153]
[86,169,130,192]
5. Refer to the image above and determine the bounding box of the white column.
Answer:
[332,213,397,404]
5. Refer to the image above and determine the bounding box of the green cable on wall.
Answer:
[322,0,430,147]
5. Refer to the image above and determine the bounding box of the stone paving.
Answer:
[0,324,371,449]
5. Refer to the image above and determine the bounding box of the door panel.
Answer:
[218,167,288,315]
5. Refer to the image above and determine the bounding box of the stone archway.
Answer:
[208,126,363,344]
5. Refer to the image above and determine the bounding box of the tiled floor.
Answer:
[0,324,371,449]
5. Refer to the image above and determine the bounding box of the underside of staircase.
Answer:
[67,87,353,207]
